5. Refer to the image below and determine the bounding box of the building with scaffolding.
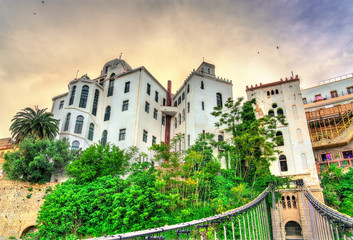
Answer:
[302,73,353,172]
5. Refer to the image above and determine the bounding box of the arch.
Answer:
[79,85,89,108]
[92,89,99,116]
[277,108,284,116]
[272,103,278,108]
[281,196,286,209]
[107,74,115,96]
[285,221,302,237]
[21,225,38,237]
[275,89,279,94]
[301,153,308,168]
[88,123,94,141]
[292,105,298,118]
[286,195,291,208]
[69,85,76,105]
[297,128,303,143]
[271,90,274,95]
[71,140,80,150]
[267,91,270,96]
[268,109,275,116]
[216,92,223,107]
[104,106,111,121]
[279,154,288,172]
[101,130,108,146]
[178,113,181,124]
[292,195,297,208]
[74,115,84,134]
[64,113,71,131]
[276,131,284,146]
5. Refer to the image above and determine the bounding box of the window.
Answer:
[124,81,130,93]
[145,101,150,113]
[268,109,274,116]
[201,81,204,89]
[330,90,338,98]
[277,108,284,116]
[153,109,158,119]
[218,135,224,151]
[101,130,108,146]
[64,113,71,131]
[119,129,126,141]
[275,89,279,94]
[92,90,99,116]
[162,115,166,126]
[216,93,222,107]
[122,100,129,111]
[271,90,274,95]
[155,91,159,103]
[297,128,303,143]
[88,123,94,141]
[282,196,286,209]
[174,101,177,107]
[287,196,291,208]
[267,91,270,96]
[272,103,277,108]
[175,117,177,128]
[187,102,190,113]
[71,141,80,151]
[69,86,76,105]
[347,86,353,94]
[279,155,288,172]
[163,98,166,106]
[187,84,190,93]
[143,130,148,143]
[178,96,181,105]
[147,83,151,95]
[301,153,308,168]
[276,131,284,146]
[202,101,204,110]
[178,113,181,124]
[188,135,190,146]
[74,116,84,134]
[107,75,115,96]
[302,98,307,104]
[285,221,302,237]
[152,136,156,145]
[79,85,89,108]
[321,153,332,161]
[182,109,185,121]
[342,150,353,159]
[292,105,298,118]
[182,92,185,101]
[59,101,64,109]
[292,196,297,209]
[104,106,111,121]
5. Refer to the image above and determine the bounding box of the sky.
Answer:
[0,0,353,138]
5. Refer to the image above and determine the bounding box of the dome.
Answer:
[100,59,132,76]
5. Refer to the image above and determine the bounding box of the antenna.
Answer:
[291,71,294,77]
[75,70,79,79]
[119,53,123,59]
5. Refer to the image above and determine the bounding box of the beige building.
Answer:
[0,137,14,179]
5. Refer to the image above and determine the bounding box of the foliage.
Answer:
[3,137,75,183]
[66,143,133,183]
[320,165,353,216]
[10,106,59,144]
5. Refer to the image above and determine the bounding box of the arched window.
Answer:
[187,84,190,93]
[277,108,284,116]
[287,195,291,208]
[104,106,111,121]
[88,123,94,141]
[272,103,278,108]
[64,113,71,131]
[267,91,270,96]
[101,130,108,146]
[216,93,223,107]
[292,105,298,118]
[285,221,302,237]
[202,101,205,110]
[271,90,274,95]
[74,116,84,134]
[292,196,297,208]
[201,81,204,89]
[107,74,115,96]
[301,153,307,168]
[79,85,89,108]
[69,86,76,105]
[175,117,177,128]
[275,89,279,94]
[279,155,288,172]
[297,128,303,143]
[92,89,99,116]
[187,102,190,113]
[276,131,284,146]
[182,109,185,121]
[178,113,181,124]
[71,140,80,151]
[282,196,286,209]
[268,109,275,116]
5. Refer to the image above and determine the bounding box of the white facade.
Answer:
[52,59,233,161]
[246,77,320,186]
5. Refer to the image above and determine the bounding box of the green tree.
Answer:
[3,137,75,183]
[66,143,132,183]
[212,97,286,193]
[10,106,59,144]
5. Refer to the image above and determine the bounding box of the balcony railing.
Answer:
[316,157,353,172]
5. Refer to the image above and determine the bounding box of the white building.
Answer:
[51,59,233,159]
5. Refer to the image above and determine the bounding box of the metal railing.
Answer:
[88,185,274,240]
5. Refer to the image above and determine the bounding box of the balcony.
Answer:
[160,106,177,116]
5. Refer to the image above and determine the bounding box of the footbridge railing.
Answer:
[298,180,353,240]
[88,184,275,240]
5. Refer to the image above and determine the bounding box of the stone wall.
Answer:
[0,180,58,239]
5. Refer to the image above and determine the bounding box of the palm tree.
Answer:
[10,106,59,143]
